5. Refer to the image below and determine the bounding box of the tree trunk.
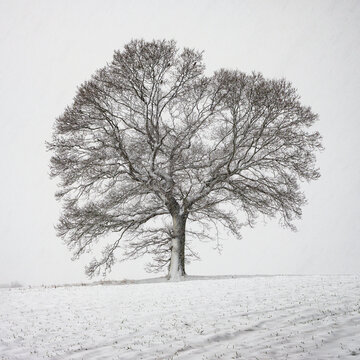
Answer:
[168,213,186,281]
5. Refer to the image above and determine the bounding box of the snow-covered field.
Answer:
[0,275,359,359]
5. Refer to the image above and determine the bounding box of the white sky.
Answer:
[0,0,359,286]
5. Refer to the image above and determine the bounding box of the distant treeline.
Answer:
[0,281,23,288]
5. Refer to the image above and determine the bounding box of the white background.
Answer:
[0,0,359,285]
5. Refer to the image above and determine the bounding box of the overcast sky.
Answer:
[0,0,359,286]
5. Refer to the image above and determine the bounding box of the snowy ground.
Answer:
[0,275,359,359]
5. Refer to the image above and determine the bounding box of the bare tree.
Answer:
[48,39,322,280]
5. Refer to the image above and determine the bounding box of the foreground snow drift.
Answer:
[0,275,359,359]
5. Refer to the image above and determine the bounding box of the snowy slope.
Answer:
[0,275,359,359]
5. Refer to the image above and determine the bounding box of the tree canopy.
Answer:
[48,39,322,280]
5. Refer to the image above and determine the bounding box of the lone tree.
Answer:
[48,39,322,280]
